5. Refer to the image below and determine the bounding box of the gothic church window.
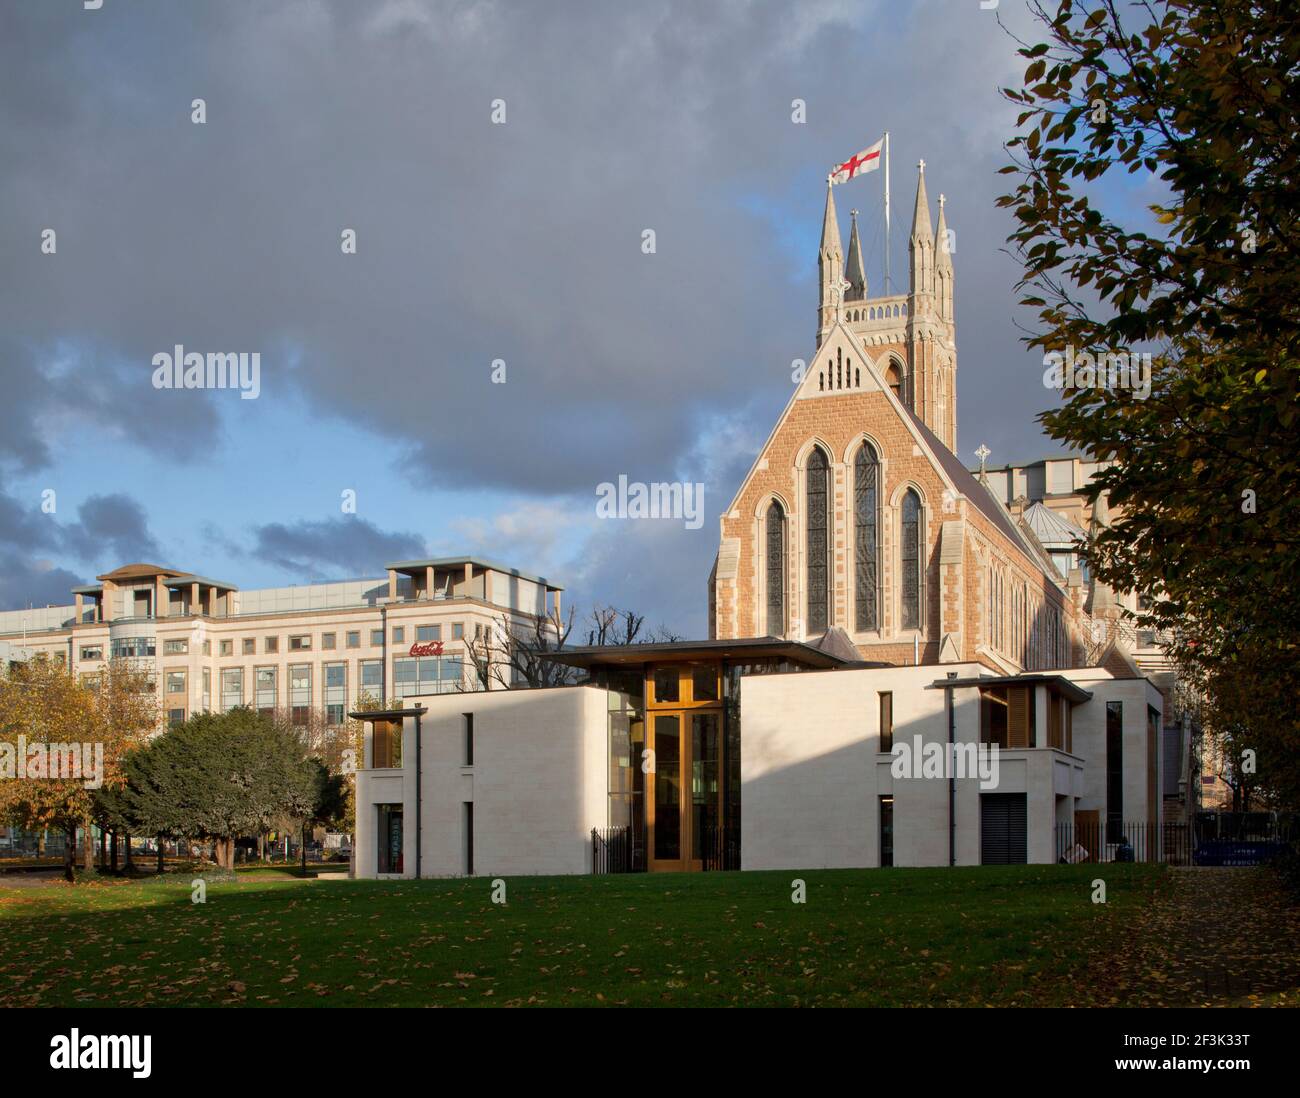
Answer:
[806,448,831,635]
[900,489,922,630]
[854,444,879,632]
[765,501,786,635]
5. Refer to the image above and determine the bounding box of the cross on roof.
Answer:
[918,158,926,173]
[975,444,991,474]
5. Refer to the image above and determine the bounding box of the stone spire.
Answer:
[845,208,867,300]
[908,160,933,297]
[817,181,844,346]
[910,159,933,243]
[820,180,842,266]
[934,193,952,274]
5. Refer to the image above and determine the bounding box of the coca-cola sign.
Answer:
[408,640,444,657]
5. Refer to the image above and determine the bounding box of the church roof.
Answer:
[1022,501,1086,548]
[900,406,1062,586]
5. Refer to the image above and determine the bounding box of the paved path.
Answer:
[1107,867,1300,1006]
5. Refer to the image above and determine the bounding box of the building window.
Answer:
[765,500,785,635]
[463,713,474,766]
[203,639,210,656]
[324,662,346,725]
[417,624,441,643]
[392,626,405,644]
[219,639,233,657]
[79,646,103,662]
[321,632,336,650]
[879,796,894,867]
[359,659,383,701]
[168,708,186,728]
[220,668,243,711]
[1106,701,1123,843]
[110,636,155,659]
[242,638,255,655]
[393,656,463,697]
[163,639,188,655]
[377,803,403,873]
[879,692,893,752]
[463,802,474,875]
[289,634,311,651]
[289,665,311,725]
[370,629,384,647]
[255,667,277,713]
[264,636,279,654]
[854,443,880,632]
[900,489,922,630]
[346,630,360,649]
[165,669,187,694]
[372,721,402,770]
[805,447,830,635]
[452,623,465,641]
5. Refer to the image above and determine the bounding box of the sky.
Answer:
[0,0,1110,636]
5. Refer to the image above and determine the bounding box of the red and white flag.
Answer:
[830,138,883,184]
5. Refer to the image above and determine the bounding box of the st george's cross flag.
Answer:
[830,138,883,184]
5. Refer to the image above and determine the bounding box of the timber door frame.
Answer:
[645,662,724,872]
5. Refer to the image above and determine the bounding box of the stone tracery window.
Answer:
[900,489,922,630]
[765,500,786,635]
[854,443,879,632]
[806,448,830,635]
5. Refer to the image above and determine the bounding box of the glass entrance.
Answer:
[646,663,724,872]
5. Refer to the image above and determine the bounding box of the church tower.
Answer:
[816,163,957,452]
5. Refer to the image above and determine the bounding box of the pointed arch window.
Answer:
[900,489,922,630]
[765,501,786,635]
[806,448,830,635]
[854,443,879,632]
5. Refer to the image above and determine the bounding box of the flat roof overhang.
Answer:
[928,673,1093,705]
[384,556,563,592]
[348,705,428,722]
[541,636,883,671]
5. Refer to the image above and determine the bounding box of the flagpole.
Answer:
[884,131,891,294]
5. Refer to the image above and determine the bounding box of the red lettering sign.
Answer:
[408,640,444,657]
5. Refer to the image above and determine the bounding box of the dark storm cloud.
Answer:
[247,517,426,577]
[0,1,1060,632]
[58,494,163,564]
[0,478,166,609]
[0,0,1051,493]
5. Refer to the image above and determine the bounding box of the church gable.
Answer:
[796,326,886,401]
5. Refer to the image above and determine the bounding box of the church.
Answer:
[346,161,1169,879]
[708,162,1094,676]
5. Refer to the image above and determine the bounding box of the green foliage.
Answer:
[110,707,318,844]
[1000,0,1300,805]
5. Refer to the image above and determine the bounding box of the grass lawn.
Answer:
[0,864,1163,1007]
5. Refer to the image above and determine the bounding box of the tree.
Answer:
[461,604,683,691]
[112,708,316,869]
[999,0,1300,806]
[0,656,156,879]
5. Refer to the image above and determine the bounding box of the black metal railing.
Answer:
[1055,821,1187,864]
[1056,816,1298,866]
[700,821,741,872]
[591,826,634,874]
